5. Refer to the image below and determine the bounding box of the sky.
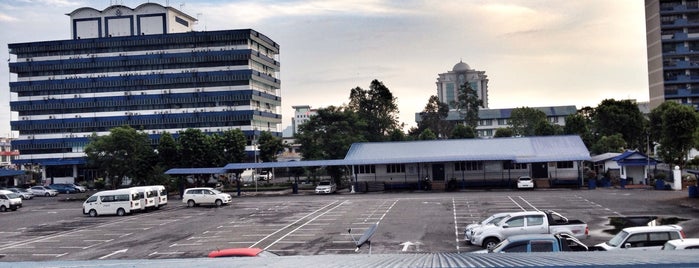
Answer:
[0,0,649,137]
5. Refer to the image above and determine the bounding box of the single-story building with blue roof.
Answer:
[167,135,591,190]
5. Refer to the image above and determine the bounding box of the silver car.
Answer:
[29,186,59,197]
[7,188,34,199]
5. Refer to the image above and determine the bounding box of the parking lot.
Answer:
[0,188,697,262]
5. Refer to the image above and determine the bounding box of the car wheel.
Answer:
[484,238,500,249]
[0,206,6,212]
[187,200,195,207]
[89,209,98,217]
[215,199,222,207]
[45,192,50,197]
[116,208,126,216]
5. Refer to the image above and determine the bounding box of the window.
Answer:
[502,241,528,252]
[530,241,554,252]
[506,217,525,227]
[526,215,544,226]
[504,162,528,170]
[497,118,508,125]
[354,165,375,174]
[455,161,483,171]
[479,119,493,126]
[556,161,574,169]
[387,164,405,173]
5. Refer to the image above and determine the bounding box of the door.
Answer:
[501,216,527,237]
[432,164,445,181]
[532,162,548,179]
[525,215,548,234]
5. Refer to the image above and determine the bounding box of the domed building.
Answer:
[435,60,489,109]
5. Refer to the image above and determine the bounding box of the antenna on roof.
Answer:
[348,223,378,254]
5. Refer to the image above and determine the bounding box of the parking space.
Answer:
[0,189,696,261]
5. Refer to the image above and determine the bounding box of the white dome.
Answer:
[453,60,470,72]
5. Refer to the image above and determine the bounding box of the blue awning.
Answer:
[165,167,229,175]
[0,170,25,177]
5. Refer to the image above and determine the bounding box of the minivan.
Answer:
[83,189,141,217]
[0,190,22,212]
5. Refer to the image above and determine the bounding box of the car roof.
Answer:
[0,190,13,194]
[622,225,682,233]
[666,238,699,246]
[505,234,558,242]
[505,211,544,217]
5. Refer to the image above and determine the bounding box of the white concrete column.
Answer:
[673,166,682,190]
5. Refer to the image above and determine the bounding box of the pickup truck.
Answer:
[481,233,589,253]
[470,210,588,249]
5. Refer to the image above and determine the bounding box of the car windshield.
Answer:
[485,216,506,225]
[319,181,331,186]
[519,177,531,181]
[6,193,20,199]
[607,230,629,247]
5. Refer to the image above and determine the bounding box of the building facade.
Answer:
[435,60,489,109]
[291,105,318,136]
[8,3,281,182]
[0,137,19,169]
[645,0,699,109]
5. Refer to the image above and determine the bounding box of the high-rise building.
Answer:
[8,3,281,181]
[291,105,318,135]
[645,0,699,109]
[435,60,489,109]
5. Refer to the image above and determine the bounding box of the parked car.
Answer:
[592,225,685,251]
[478,233,589,253]
[464,212,512,243]
[7,188,34,199]
[662,238,699,250]
[517,176,534,189]
[29,186,59,197]
[315,180,337,194]
[0,189,22,212]
[48,183,79,194]
[182,187,232,207]
[68,183,87,192]
[470,210,588,249]
[255,171,274,181]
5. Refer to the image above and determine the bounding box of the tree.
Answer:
[451,124,475,139]
[453,82,483,128]
[84,125,156,188]
[590,134,626,154]
[296,106,367,181]
[509,107,548,137]
[157,131,179,170]
[389,129,406,141]
[418,129,437,140]
[651,101,699,168]
[593,99,646,150]
[177,128,212,168]
[494,128,514,138]
[212,129,247,166]
[258,131,284,162]
[348,80,400,142]
[418,95,452,138]
[564,113,594,148]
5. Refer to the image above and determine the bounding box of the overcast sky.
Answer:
[0,0,649,137]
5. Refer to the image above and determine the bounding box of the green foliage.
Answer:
[652,101,699,168]
[453,83,482,129]
[296,106,367,161]
[389,129,407,141]
[451,124,475,139]
[84,125,157,188]
[493,128,514,138]
[177,129,213,168]
[213,128,247,166]
[258,131,284,162]
[418,95,452,138]
[509,107,547,137]
[590,134,626,154]
[157,132,179,170]
[348,79,400,142]
[564,113,594,148]
[593,99,646,150]
[418,129,437,140]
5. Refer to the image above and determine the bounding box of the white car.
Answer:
[29,186,59,197]
[69,183,87,192]
[662,238,699,250]
[182,187,232,207]
[517,176,534,189]
[464,212,511,243]
[7,188,34,199]
[0,189,22,212]
[593,225,685,251]
[315,181,337,194]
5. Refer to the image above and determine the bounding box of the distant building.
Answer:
[645,0,699,110]
[435,60,489,109]
[0,137,19,169]
[416,105,578,138]
[291,105,318,135]
[8,3,281,181]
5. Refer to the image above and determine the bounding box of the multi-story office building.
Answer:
[291,105,318,135]
[645,0,699,109]
[435,60,489,109]
[8,3,281,181]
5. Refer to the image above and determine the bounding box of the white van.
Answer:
[83,189,141,217]
[131,186,157,211]
[0,190,22,212]
[150,185,168,208]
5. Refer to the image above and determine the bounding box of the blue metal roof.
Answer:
[164,167,229,175]
[0,170,25,177]
[612,150,657,166]
[344,135,590,164]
